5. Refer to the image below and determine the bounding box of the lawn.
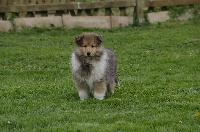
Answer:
[0,21,200,131]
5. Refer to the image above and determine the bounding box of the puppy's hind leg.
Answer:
[93,79,107,100]
[75,81,89,100]
[107,82,115,94]
[108,77,120,93]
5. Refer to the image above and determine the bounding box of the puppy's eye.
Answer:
[83,45,87,47]
[91,45,96,48]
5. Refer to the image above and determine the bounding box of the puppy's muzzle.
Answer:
[87,52,91,57]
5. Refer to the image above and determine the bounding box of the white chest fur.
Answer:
[71,52,107,88]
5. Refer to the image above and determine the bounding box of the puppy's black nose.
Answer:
[87,52,91,56]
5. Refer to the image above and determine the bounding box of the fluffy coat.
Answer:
[71,32,118,100]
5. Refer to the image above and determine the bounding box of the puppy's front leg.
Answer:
[75,81,89,100]
[92,79,107,100]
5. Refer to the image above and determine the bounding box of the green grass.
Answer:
[0,21,200,132]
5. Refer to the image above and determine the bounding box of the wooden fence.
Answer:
[0,0,137,17]
[0,0,200,22]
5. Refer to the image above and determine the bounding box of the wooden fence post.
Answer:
[68,0,76,16]
[135,0,144,24]
[36,0,48,16]
[5,0,14,19]
[17,0,27,17]
[100,0,113,16]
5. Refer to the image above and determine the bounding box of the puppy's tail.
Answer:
[115,77,120,86]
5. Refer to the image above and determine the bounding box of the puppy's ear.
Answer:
[75,35,84,45]
[96,35,103,45]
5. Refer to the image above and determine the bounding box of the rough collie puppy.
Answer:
[71,32,118,100]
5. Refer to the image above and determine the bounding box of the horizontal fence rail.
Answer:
[145,0,200,7]
[0,1,136,12]
[0,0,137,17]
[0,0,199,23]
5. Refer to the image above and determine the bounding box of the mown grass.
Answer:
[0,21,200,131]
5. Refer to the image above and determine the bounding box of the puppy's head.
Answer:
[74,32,104,57]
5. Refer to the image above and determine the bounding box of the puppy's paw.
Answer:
[93,92,105,100]
[79,90,89,100]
